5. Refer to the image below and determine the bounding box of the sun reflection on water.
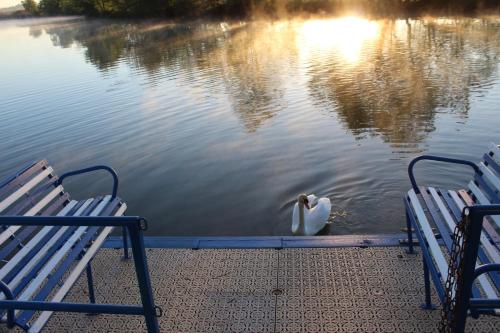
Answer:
[298,17,380,63]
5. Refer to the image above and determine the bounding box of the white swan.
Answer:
[291,193,332,236]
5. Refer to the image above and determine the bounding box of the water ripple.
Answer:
[1,16,500,235]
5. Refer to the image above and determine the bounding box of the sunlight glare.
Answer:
[298,17,379,63]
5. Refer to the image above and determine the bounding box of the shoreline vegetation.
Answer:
[9,1,500,20]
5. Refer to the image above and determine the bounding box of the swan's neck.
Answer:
[298,202,306,235]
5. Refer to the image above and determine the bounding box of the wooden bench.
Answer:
[0,160,159,332]
[405,143,500,332]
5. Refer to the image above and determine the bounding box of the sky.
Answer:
[0,0,21,9]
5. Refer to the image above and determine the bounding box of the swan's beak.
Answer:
[304,200,310,210]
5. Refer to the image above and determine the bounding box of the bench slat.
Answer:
[15,196,112,306]
[3,178,60,216]
[0,161,48,199]
[100,197,120,216]
[18,226,101,328]
[439,189,462,220]
[40,193,70,216]
[468,179,491,204]
[24,185,64,217]
[428,188,495,298]
[0,200,86,289]
[451,190,500,261]
[449,190,500,299]
[488,143,500,164]
[27,200,123,307]
[11,227,80,298]
[0,168,53,214]
[80,196,104,216]
[12,198,108,306]
[420,188,453,249]
[458,190,500,245]
[450,191,500,263]
[473,174,499,204]
[483,221,500,247]
[428,187,456,233]
[0,185,65,248]
[0,198,103,321]
[408,190,448,281]
[459,189,475,206]
[468,181,500,228]
[0,227,37,264]
[476,250,500,298]
[28,202,127,333]
[0,200,82,320]
[479,162,500,196]
[483,153,500,175]
[0,183,62,243]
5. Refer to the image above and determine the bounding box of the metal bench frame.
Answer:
[405,153,500,332]
[0,162,160,332]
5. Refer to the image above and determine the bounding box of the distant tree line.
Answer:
[22,0,500,18]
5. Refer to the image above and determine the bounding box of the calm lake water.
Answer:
[0,16,499,236]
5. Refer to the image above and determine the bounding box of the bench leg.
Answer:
[128,225,160,333]
[421,259,435,310]
[122,226,130,260]
[86,262,96,304]
[405,210,415,254]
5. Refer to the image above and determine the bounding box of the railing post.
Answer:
[127,221,159,333]
[452,208,484,333]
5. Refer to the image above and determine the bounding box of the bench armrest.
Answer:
[0,216,146,229]
[57,165,119,198]
[474,263,500,281]
[408,155,480,194]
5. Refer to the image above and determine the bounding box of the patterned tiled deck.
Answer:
[35,247,500,332]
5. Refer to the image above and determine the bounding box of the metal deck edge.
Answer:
[103,233,410,249]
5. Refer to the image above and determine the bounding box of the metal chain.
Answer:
[439,213,470,332]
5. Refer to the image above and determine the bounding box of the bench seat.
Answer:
[0,160,159,332]
[405,143,500,332]
[406,187,500,302]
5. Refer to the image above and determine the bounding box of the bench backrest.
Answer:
[0,160,69,219]
[469,143,500,205]
[405,144,500,319]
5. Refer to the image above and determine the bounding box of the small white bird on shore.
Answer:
[291,193,332,236]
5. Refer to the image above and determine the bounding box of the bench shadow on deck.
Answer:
[36,246,500,333]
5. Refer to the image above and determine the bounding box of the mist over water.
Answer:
[0,16,499,235]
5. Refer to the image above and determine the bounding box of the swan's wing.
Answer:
[307,197,332,234]
[307,194,318,207]
[291,202,300,234]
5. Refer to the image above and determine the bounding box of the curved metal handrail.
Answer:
[473,263,500,281]
[57,165,119,198]
[408,155,480,194]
